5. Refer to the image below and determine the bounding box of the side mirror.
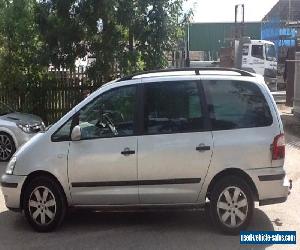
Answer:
[71,125,81,141]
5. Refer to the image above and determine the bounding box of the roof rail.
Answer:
[116,67,255,82]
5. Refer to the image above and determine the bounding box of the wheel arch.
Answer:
[20,170,68,210]
[206,168,259,201]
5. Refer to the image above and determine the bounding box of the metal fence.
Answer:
[0,68,101,125]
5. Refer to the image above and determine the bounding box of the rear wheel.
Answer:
[23,176,66,232]
[209,176,254,235]
[0,132,16,162]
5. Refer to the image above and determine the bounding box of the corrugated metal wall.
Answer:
[189,22,261,60]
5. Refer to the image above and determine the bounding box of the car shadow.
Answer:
[0,207,274,250]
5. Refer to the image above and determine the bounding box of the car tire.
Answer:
[0,132,16,162]
[209,176,254,235]
[23,175,66,232]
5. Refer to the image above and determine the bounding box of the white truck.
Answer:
[240,40,278,89]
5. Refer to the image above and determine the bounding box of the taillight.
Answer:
[272,134,285,160]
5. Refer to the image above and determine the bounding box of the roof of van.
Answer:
[116,68,255,82]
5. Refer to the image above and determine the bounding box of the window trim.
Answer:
[139,80,211,136]
[51,85,139,142]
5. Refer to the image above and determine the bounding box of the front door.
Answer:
[68,84,139,205]
[138,80,213,204]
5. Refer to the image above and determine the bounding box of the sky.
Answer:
[185,0,279,23]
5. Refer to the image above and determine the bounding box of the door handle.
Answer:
[121,147,135,156]
[196,144,211,152]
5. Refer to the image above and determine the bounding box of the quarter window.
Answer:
[143,81,204,134]
[203,80,273,130]
[52,119,72,141]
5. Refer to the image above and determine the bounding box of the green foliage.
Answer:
[0,0,187,107]
[0,0,50,111]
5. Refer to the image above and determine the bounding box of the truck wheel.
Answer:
[209,176,254,235]
[23,176,66,232]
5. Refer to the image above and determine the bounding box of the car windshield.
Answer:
[0,102,14,116]
[251,45,264,59]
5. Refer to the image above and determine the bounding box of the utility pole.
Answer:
[234,4,246,69]
[235,4,245,39]
[185,2,198,68]
[186,22,190,67]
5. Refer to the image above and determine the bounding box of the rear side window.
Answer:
[143,81,204,134]
[203,80,273,130]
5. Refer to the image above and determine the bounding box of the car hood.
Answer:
[0,112,43,125]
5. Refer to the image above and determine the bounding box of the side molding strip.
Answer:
[72,178,201,187]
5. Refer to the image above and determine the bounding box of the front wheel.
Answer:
[209,176,254,235]
[0,132,16,162]
[23,176,66,232]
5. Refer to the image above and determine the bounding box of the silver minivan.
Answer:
[1,68,291,234]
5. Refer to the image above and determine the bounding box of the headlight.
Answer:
[17,123,32,133]
[6,156,16,175]
[17,122,45,133]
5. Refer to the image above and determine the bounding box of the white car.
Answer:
[1,68,291,234]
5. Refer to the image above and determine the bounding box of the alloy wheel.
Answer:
[0,134,13,161]
[216,186,248,228]
[28,186,57,225]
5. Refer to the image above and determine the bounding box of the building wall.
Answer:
[189,22,261,60]
[262,0,299,59]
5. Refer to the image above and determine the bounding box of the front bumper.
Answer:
[0,174,26,211]
[246,167,290,206]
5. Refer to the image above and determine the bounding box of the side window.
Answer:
[203,80,273,130]
[78,85,136,139]
[265,44,276,61]
[242,45,249,56]
[251,45,264,59]
[143,81,204,134]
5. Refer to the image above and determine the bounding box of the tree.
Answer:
[1,0,188,88]
[79,0,126,83]
[0,0,47,111]
[35,0,86,68]
[118,0,186,71]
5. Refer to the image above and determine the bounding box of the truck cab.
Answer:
[242,40,277,90]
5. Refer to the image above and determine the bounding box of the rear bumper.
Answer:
[0,174,26,210]
[259,196,287,206]
[246,167,290,206]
